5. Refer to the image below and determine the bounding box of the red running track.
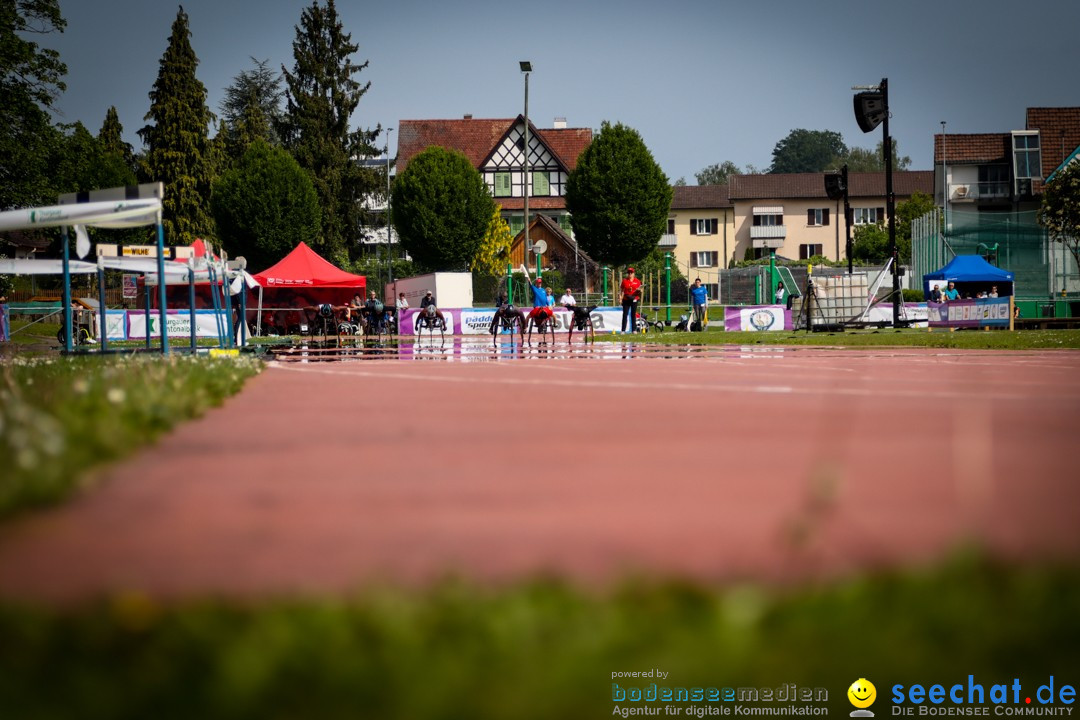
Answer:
[0,345,1078,603]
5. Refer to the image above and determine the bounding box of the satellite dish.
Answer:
[533,239,548,255]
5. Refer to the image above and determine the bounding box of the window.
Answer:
[690,251,718,268]
[558,214,573,235]
[689,218,718,235]
[667,218,676,234]
[799,244,823,260]
[494,172,511,198]
[1013,132,1042,179]
[508,215,524,237]
[807,208,830,226]
[853,207,885,225]
[532,171,550,196]
[752,214,783,226]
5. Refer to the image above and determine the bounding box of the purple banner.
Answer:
[927,297,1011,328]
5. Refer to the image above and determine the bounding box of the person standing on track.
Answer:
[620,266,642,334]
[689,278,708,329]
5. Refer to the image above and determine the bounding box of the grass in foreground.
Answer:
[0,555,1076,719]
[0,354,261,517]
[612,327,1080,350]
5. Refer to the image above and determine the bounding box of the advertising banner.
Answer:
[0,304,8,342]
[724,305,792,332]
[122,274,138,299]
[927,298,1011,329]
[95,310,129,340]
[126,309,229,339]
[398,307,627,335]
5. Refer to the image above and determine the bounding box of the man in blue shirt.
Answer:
[689,277,709,329]
[527,276,554,326]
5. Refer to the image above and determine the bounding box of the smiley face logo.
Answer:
[848,678,877,711]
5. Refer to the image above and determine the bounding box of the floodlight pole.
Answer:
[843,164,852,275]
[156,218,169,354]
[387,126,394,287]
[881,78,900,326]
[520,61,532,260]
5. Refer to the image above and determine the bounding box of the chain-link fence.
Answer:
[912,207,1079,299]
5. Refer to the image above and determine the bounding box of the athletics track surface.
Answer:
[0,344,1078,602]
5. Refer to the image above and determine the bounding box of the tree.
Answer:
[1037,162,1080,276]
[849,192,932,264]
[98,106,136,174]
[220,58,283,147]
[281,0,380,263]
[471,205,512,277]
[768,129,847,174]
[138,6,215,245]
[55,122,136,194]
[565,121,672,267]
[829,140,911,173]
[0,0,66,209]
[211,139,321,271]
[695,160,743,185]
[391,146,495,272]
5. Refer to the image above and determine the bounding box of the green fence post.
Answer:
[664,252,671,324]
[507,262,513,306]
[602,266,608,305]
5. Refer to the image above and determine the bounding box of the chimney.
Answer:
[553,117,567,129]
[463,113,473,120]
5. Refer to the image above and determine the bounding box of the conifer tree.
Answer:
[138,5,215,245]
[98,106,135,173]
[281,0,380,262]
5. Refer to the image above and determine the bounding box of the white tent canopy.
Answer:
[0,259,97,275]
[0,198,162,232]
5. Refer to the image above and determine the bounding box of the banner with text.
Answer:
[724,305,792,332]
[927,298,1011,328]
[126,309,229,339]
[399,307,628,335]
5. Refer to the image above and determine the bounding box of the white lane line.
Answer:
[266,362,1072,402]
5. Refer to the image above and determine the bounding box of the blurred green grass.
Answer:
[0,554,1076,720]
[0,354,260,517]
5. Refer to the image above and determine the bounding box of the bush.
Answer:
[902,288,924,302]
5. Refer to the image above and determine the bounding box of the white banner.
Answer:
[126,311,228,339]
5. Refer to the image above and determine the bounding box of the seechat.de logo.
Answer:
[849,679,878,717]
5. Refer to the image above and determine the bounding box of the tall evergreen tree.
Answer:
[98,106,136,174]
[281,0,380,263]
[138,5,215,245]
[0,0,67,209]
[220,58,283,151]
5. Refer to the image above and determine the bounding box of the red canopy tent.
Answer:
[253,241,365,291]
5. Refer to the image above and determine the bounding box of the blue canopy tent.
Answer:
[923,255,1015,297]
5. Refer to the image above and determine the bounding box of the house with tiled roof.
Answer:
[395,115,592,239]
[665,185,735,296]
[726,171,934,264]
[934,107,1080,209]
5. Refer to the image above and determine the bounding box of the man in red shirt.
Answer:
[620,266,642,334]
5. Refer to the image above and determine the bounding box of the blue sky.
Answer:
[47,0,1080,184]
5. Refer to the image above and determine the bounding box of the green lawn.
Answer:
[0,354,260,518]
[0,554,1076,719]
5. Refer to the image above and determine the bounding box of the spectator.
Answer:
[689,278,708,328]
[420,290,435,309]
[619,267,642,334]
[559,288,576,307]
[396,292,409,310]
[929,284,943,303]
[774,281,786,305]
[943,281,960,302]
[988,286,999,298]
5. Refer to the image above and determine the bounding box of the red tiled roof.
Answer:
[395,116,592,176]
[494,197,567,211]
[1026,107,1080,178]
[728,171,933,200]
[934,134,1010,165]
[671,184,731,209]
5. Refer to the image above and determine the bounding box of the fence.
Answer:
[912,207,1079,299]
